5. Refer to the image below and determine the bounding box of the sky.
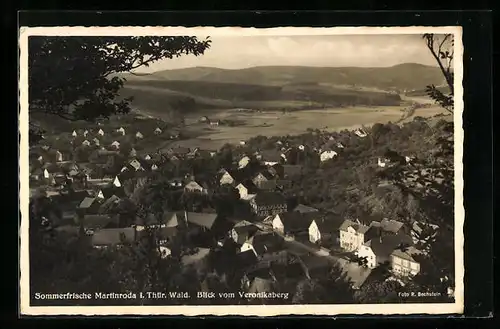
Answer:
[134,34,444,73]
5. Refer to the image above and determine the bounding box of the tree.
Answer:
[28,36,211,141]
[422,34,454,113]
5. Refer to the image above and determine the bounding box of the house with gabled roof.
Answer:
[257,150,286,166]
[134,211,180,232]
[128,158,144,171]
[272,212,318,239]
[97,128,105,136]
[135,131,144,139]
[320,149,338,162]
[184,180,209,194]
[238,155,251,169]
[81,140,91,147]
[96,186,126,200]
[252,170,275,188]
[79,214,119,232]
[230,221,259,245]
[249,191,287,217]
[339,219,372,252]
[219,169,242,186]
[240,231,286,262]
[390,246,423,277]
[235,180,259,199]
[308,214,344,245]
[356,234,412,269]
[154,127,162,135]
[111,141,120,149]
[116,127,126,136]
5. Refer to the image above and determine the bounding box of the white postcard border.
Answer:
[19,25,464,316]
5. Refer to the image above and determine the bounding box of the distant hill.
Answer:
[124,63,445,91]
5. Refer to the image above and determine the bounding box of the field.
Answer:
[159,103,450,150]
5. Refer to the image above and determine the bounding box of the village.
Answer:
[28,118,447,303]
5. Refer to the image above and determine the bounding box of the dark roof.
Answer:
[250,232,285,255]
[233,223,259,236]
[277,212,317,233]
[91,228,136,246]
[391,246,423,262]
[255,170,274,180]
[99,186,126,199]
[364,235,405,260]
[186,212,218,229]
[259,150,283,162]
[79,197,97,209]
[256,179,277,191]
[252,191,286,206]
[293,204,319,213]
[314,215,344,233]
[238,179,259,193]
[339,219,371,234]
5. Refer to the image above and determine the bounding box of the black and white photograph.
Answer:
[19,26,464,316]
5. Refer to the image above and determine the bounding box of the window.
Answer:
[410,262,419,271]
[392,257,401,265]
[402,259,409,268]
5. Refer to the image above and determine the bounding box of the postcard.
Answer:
[19,25,464,316]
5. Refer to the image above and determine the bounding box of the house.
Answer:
[308,215,344,245]
[411,221,439,246]
[93,138,100,146]
[185,212,218,232]
[116,127,126,135]
[55,150,63,162]
[128,159,144,171]
[83,130,89,137]
[96,186,126,200]
[272,212,317,238]
[72,130,77,137]
[111,141,120,149]
[231,222,259,245]
[151,163,159,171]
[154,127,162,135]
[219,169,241,186]
[239,140,246,145]
[258,150,286,166]
[354,128,368,138]
[298,144,305,151]
[256,179,277,191]
[337,142,345,149]
[356,234,410,268]
[112,176,121,187]
[390,246,423,277]
[235,180,259,199]
[168,177,184,189]
[320,150,338,162]
[97,129,105,136]
[252,171,275,188]
[378,157,390,168]
[79,214,119,232]
[240,231,286,260]
[129,148,137,157]
[184,180,209,194]
[209,120,220,126]
[144,154,152,161]
[82,140,91,147]
[339,219,371,252]
[293,204,319,213]
[90,227,136,248]
[369,218,406,237]
[98,195,121,214]
[238,155,251,169]
[135,131,144,139]
[249,191,287,217]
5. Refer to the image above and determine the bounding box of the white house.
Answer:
[151,163,158,171]
[83,130,89,137]
[356,235,405,269]
[98,129,105,136]
[298,145,305,151]
[117,127,126,135]
[154,127,162,135]
[136,131,144,139]
[337,142,345,149]
[239,140,246,145]
[378,157,387,167]
[209,120,220,126]
[159,246,172,259]
[308,220,321,244]
[129,148,137,157]
[184,181,208,194]
[112,176,121,187]
[43,168,50,179]
[238,156,251,169]
[320,150,338,162]
[235,182,258,199]
[55,150,63,162]
[144,154,151,160]
[129,159,143,171]
[37,155,44,163]
[111,141,120,149]
[391,246,422,277]
[72,130,77,137]
[82,140,91,146]
[339,219,371,252]
[93,138,100,146]
[220,171,236,185]
[354,128,368,138]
